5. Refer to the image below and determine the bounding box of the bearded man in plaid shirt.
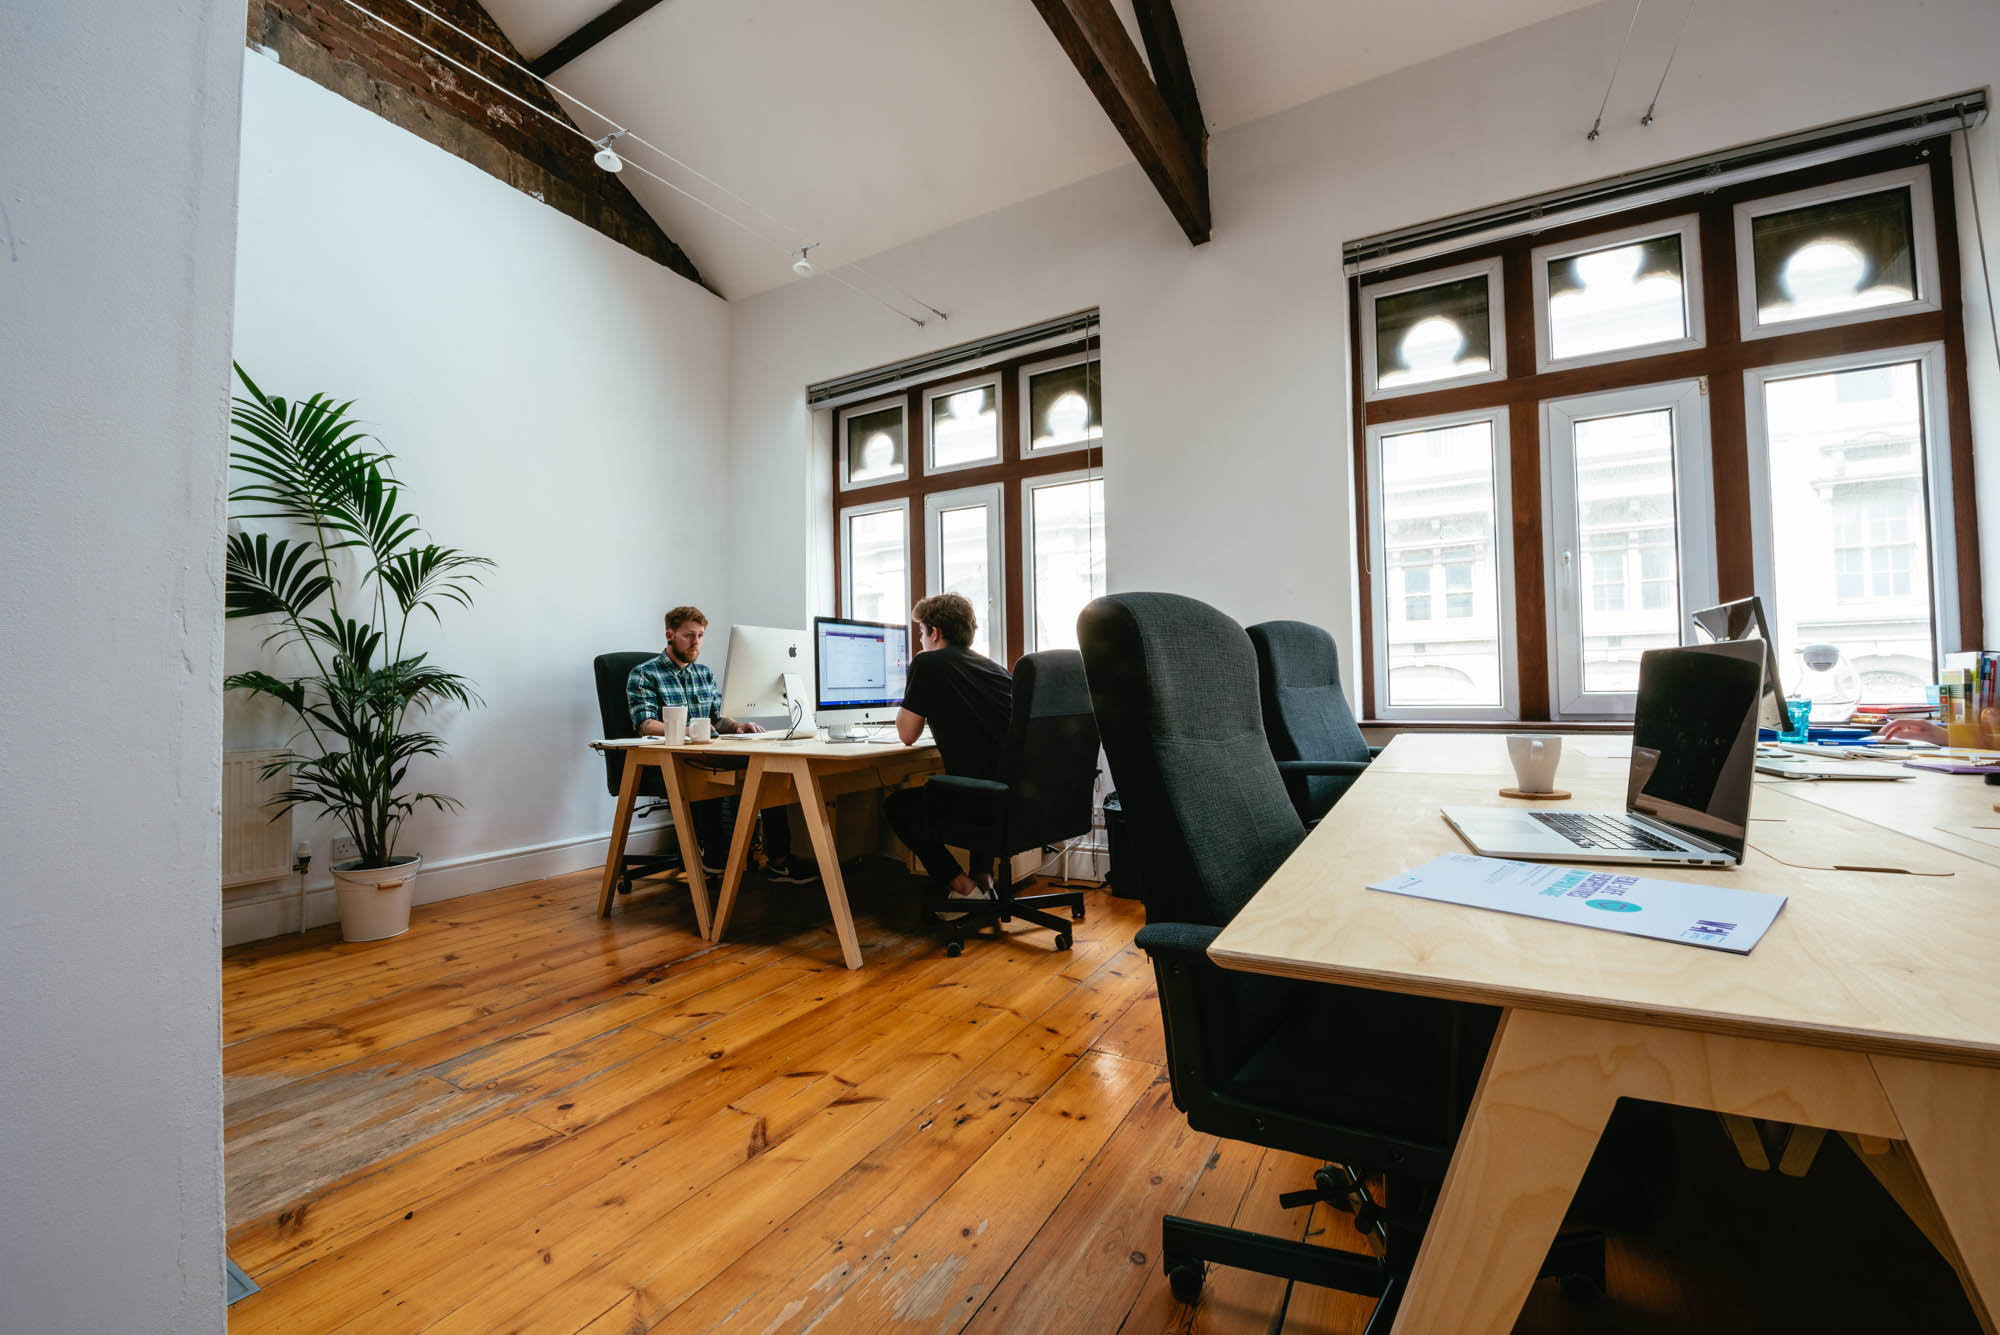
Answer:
[628,606,816,884]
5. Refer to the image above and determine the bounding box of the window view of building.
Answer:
[1353,147,1968,720]
[1379,421,1503,707]
[1571,408,1683,694]
[1760,361,1934,703]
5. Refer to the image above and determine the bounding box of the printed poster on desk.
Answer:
[1369,853,1786,954]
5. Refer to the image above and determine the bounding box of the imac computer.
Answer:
[720,625,811,733]
[813,615,909,740]
[1689,595,1787,730]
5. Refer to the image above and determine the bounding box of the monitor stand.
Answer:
[824,722,869,741]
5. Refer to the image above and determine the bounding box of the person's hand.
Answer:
[734,720,767,734]
[1878,719,1946,745]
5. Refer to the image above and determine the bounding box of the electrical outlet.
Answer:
[331,834,358,864]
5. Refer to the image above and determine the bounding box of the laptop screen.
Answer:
[1688,595,1787,731]
[1625,641,1765,861]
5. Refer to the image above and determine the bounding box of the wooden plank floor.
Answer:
[224,860,1980,1334]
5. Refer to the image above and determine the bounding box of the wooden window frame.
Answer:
[1360,256,1508,401]
[1366,406,1520,722]
[836,394,910,491]
[1350,138,1983,724]
[1540,378,1719,718]
[1742,342,1962,672]
[1530,213,1706,373]
[830,337,1103,667]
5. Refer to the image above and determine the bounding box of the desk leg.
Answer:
[597,753,646,917]
[1391,1008,1910,1335]
[660,755,713,939]
[1872,1056,2000,1334]
[710,757,766,944]
[1389,1008,1614,1335]
[781,759,863,970]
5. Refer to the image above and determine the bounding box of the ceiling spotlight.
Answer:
[593,131,627,173]
[792,244,818,276]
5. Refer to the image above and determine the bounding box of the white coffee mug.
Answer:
[1506,733,1563,794]
[688,716,713,742]
[659,705,688,742]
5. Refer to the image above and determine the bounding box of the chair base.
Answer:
[933,888,1086,955]
[615,851,681,895]
[1161,1167,1605,1332]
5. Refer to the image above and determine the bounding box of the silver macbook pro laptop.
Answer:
[1443,639,1765,867]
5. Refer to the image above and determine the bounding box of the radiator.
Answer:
[223,749,294,887]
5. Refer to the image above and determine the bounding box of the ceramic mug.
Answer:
[1506,733,1563,794]
[688,717,713,742]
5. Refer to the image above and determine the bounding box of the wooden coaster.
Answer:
[1498,787,1570,800]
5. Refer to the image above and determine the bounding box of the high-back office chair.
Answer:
[593,652,682,896]
[1246,619,1380,825]
[906,650,1095,956]
[1077,593,1601,1326]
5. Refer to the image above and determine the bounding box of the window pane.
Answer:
[930,386,998,468]
[1569,409,1683,694]
[937,504,994,658]
[1546,234,1687,360]
[1761,361,1933,704]
[845,406,905,484]
[1380,422,1502,707]
[1030,479,1105,651]
[847,508,907,624]
[1751,187,1916,325]
[1375,275,1493,389]
[1028,363,1102,452]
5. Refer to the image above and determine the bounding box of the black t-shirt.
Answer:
[901,645,1013,780]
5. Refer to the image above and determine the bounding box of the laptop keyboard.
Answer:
[1529,811,1683,852]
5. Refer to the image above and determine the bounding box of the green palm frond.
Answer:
[224,364,494,868]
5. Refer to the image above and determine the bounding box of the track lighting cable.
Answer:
[1640,0,1696,127]
[1586,0,1644,142]
[357,0,946,321]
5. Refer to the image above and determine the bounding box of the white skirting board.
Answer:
[222,821,675,946]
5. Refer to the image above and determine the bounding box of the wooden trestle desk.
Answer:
[1208,732,2000,1335]
[593,735,941,969]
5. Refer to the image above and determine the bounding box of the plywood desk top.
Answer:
[1208,734,2000,1067]
[595,734,937,761]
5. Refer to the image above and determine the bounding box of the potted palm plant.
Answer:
[225,365,492,941]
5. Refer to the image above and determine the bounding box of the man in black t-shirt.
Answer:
[886,593,1012,910]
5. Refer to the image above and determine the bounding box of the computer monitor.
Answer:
[812,615,910,740]
[720,625,811,729]
[1688,595,1787,731]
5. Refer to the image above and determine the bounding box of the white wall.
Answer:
[726,0,2000,677]
[0,0,241,1329]
[227,56,732,937]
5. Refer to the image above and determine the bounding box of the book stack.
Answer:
[1941,651,1999,749]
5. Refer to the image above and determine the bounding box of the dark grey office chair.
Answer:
[593,651,681,895]
[906,650,1095,956]
[1077,593,1601,1328]
[1247,619,1381,825]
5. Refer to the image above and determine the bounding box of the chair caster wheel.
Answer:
[1055,932,1073,951]
[617,878,633,895]
[1166,1259,1204,1304]
[1071,906,1086,920]
[945,940,963,958]
[1560,1272,1603,1305]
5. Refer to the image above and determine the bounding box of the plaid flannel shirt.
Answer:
[626,651,724,731]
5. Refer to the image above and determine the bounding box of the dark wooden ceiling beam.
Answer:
[528,0,666,77]
[1130,0,1206,169]
[1029,0,1211,244]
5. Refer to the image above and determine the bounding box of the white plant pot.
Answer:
[332,855,421,942]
